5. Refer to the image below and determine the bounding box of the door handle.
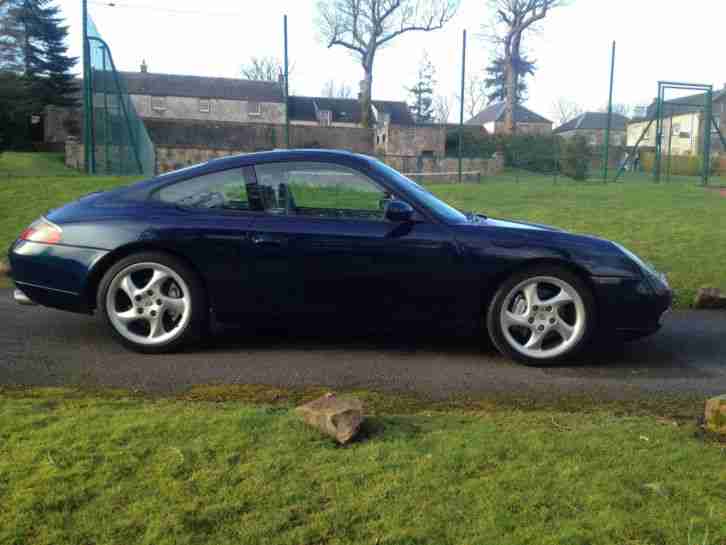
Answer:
[251,234,285,247]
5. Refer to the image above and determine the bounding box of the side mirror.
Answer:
[384,200,414,223]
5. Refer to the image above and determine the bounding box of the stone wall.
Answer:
[383,154,504,183]
[375,124,446,157]
[129,95,285,125]
[45,106,81,144]
[66,137,504,183]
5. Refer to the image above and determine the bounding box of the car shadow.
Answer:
[204,318,494,357]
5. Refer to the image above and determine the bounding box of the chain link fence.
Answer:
[85,17,155,177]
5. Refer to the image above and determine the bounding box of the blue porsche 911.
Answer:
[8,150,671,365]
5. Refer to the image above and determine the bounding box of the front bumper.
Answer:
[593,274,673,339]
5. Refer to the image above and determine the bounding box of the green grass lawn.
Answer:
[0,151,83,178]
[1,153,725,306]
[0,389,724,545]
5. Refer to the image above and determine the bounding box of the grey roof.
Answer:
[554,112,629,134]
[118,71,284,102]
[643,88,726,119]
[288,96,415,125]
[466,102,552,125]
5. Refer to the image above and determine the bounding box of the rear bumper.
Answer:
[8,240,108,314]
[14,288,36,305]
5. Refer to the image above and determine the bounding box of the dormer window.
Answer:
[319,110,332,127]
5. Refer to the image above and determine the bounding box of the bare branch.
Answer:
[550,97,583,127]
[316,0,460,127]
[322,80,354,98]
[483,0,567,133]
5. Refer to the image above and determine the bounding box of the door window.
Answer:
[154,168,249,211]
[253,161,392,221]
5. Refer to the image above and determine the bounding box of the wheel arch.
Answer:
[481,258,599,311]
[84,243,209,311]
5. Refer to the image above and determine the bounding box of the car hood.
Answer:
[477,216,566,232]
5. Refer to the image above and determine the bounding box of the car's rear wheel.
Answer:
[486,266,595,365]
[97,252,207,353]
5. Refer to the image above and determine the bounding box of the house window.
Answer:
[151,96,166,112]
[318,110,332,127]
[248,102,261,117]
[199,99,211,113]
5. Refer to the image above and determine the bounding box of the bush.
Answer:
[445,129,561,173]
[560,136,592,181]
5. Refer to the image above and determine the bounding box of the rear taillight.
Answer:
[19,218,62,244]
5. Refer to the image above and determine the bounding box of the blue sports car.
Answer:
[9,150,671,365]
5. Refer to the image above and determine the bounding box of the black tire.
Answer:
[486,265,596,366]
[97,251,208,354]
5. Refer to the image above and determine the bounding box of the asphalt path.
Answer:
[1,288,725,399]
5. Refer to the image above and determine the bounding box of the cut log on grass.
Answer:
[704,395,726,437]
[296,393,364,444]
[0,261,9,278]
[693,287,726,309]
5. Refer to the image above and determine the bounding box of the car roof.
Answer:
[130,149,378,192]
[207,148,370,169]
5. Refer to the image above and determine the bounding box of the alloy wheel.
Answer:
[105,262,192,346]
[499,275,586,360]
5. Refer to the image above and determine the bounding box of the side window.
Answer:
[154,168,249,211]
[253,162,392,221]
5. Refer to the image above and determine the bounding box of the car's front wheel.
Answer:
[97,252,207,353]
[487,266,595,365]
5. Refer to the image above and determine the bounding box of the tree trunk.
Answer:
[360,65,373,128]
[504,58,516,135]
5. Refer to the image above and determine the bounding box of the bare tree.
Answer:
[486,0,565,133]
[433,94,451,124]
[322,80,353,98]
[317,0,460,127]
[598,102,632,118]
[551,97,583,127]
[241,56,284,81]
[457,74,487,120]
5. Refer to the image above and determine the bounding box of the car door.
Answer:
[152,167,258,319]
[244,160,464,324]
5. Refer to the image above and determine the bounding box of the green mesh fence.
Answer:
[85,17,155,176]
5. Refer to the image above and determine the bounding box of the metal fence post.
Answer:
[458,30,466,184]
[603,41,615,182]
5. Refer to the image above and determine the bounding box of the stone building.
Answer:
[54,65,447,168]
[627,88,726,156]
[124,69,286,125]
[466,103,552,135]
[553,112,628,146]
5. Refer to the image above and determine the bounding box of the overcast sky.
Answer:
[56,0,726,123]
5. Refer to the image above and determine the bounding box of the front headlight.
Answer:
[613,242,669,294]
[612,242,659,276]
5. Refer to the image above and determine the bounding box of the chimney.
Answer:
[140,59,148,74]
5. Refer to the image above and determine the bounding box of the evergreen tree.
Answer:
[484,55,535,106]
[0,72,33,150]
[3,0,78,105]
[406,53,436,124]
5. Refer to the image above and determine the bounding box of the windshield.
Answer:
[372,161,469,223]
